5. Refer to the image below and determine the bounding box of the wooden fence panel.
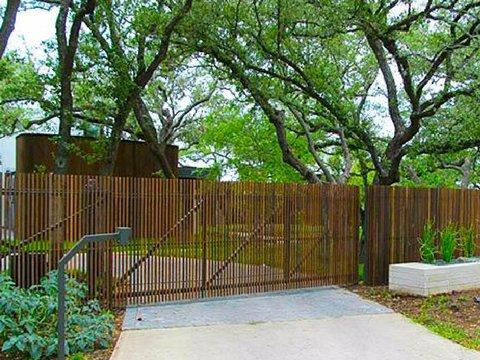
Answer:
[93,179,360,306]
[0,173,359,307]
[365,186,480,285]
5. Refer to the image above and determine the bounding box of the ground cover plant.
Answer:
[0,271,114,359]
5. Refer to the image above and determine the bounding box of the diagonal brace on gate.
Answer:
[115,194,208,287]
[288,231,324,278]
[0,192,107,260]
[204,204,282,288]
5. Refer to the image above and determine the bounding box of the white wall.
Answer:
[0,136,15,172]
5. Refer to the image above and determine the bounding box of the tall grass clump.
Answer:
[419,221,437,264]
[459,226,476,258]
[439,224,458,263]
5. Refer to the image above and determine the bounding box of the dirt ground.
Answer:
[349,285,480,350]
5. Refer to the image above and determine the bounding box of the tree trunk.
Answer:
[86,0,192,176]
[133,96,176,178]
[54,0,96,174]
[0,0,20,58]
[54,84,74,174]
[101,114,126,175]
[460,158,472,189]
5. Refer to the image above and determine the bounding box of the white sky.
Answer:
[0,6,56,172]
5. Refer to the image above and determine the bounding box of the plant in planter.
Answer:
[418,223,477,264]
[391,223,480,296]
[419,221,437,264]
[439,224,458,263]
[459,226,476,258]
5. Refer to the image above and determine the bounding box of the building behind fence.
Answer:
[16,133,179,177]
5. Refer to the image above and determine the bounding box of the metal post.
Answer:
[57,227,131,360]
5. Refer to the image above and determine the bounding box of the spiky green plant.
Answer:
[419,221,437,264]
[459,226,476,258]
[439,224,458,263]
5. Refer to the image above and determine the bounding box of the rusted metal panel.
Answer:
[16,133,178,177]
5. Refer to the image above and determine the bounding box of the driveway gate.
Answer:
[1,173,360,307]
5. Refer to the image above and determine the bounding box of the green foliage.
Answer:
[439,224,458,263]
[358,263,365,282]
[69,353,88,360]
[419,223,476,263]
[183,103,304,182]
[400,156,468,188]
[0,54,45,136]
[404,95,480,187]
[414,312,480,350]
[459,226,476,258]
[412,295,480,350]
[0,271,114,359]
[419,221,437,264]
[2,0,480,185]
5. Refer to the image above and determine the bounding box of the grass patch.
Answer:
[351,285,480,351]
[413,314,480,349]
[412,293,480,348]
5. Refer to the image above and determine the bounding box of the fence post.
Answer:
[364,186,371,285]
[201,182,207,298]
[283,184,291,282]
[85,178,104,299]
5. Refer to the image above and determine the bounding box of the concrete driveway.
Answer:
[111,287,480,360]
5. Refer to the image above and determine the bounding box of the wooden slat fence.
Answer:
[0,173,360,307]
[365,186,480,285]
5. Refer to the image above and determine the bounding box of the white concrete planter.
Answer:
[389,262,480,296]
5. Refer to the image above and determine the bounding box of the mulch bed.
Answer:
[348,285,480,349]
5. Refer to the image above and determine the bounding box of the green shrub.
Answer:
[439,224,458,263]
[0,271,114,359]
[419,221,437,263]
[459,226,476,258]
